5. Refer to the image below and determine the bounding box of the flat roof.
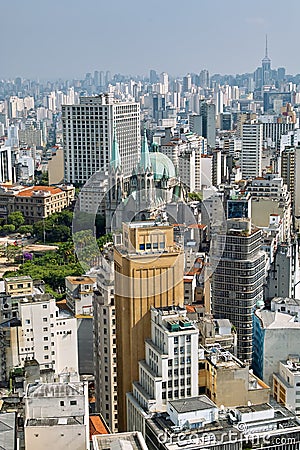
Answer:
[27,382,84,398]
[92,432,148,450]
[26,417,83,427]
[236,403,272,413]
[66,276,95,285]
[169,395,217,413]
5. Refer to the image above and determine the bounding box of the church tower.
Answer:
[135,129,155,219]
[106,128,124,232]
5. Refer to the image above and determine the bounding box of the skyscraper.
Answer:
[241,121,263,179]
[199,101,216,148]
[62,93,140,184]
[211,218,265,363]
[127,306,199,433]
[262,35,271,86]
[114,222,184,430]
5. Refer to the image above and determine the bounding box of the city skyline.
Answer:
[2,0,300,79]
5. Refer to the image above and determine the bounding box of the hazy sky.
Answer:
[2,0,300,80]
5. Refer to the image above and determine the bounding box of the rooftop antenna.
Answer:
[265,34,268,58]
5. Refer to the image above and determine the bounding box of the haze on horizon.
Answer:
[2,0,300,80]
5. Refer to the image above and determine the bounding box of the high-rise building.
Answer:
[62,93,140,184]
[199,69,209,89]
[241,121,263,179]
[149,69,158,84]
[211,218,265,363]
[94,249,118,432]
[127,306,199,434]
[262,35,271,86]
[182,74,192,93]
[199,101,216,148]
[114,222,184,430]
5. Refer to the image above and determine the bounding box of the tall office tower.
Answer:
[94,250,118,432]
[241,121,263,179]
[199,69,209,88]
[94,70,100,87]
[211,218,265,364]
[183,73,192,93]
[277,67,286,83]
[0,146,13,183]
[262,35,271,86]
[149,69,158,84]
[127,306,199,433]
[294,147,300,224]
[114,222,184,430]
[160,72,169,94]
[62,93,140,184]
[281,147,295,206]
[99,71,105,88]
[105,70,112,85]
[199,101,216,148]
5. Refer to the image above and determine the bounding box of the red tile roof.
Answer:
[89,415,109,441]
[16,186,62,197]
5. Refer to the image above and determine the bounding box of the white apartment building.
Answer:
[9,295,79,375]
[24,381,89,450]
[241,121,263,179]
[93,248,118,432]
[127,306,199,435]
[160,133,205,193]
[247,174,292,241]
[271,297,300,316]
[273,356,300,414]
[62,93,140,184]
[201,155,213,188]
[65,275,95,317]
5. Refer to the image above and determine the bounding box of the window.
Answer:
[43,318,47,322]
[43,305,47,309]
[70,400,77,406]
[60,401,65,406]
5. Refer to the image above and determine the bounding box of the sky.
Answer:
[1,0,300,80]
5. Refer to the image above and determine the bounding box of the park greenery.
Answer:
[1,208,113,298]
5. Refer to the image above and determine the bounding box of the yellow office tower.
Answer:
[114,221,184,430]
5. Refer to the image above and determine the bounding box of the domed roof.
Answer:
[149,152,176,181]
[256,299,265,308]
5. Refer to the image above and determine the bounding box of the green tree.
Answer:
[2,224,16,234]
[18,225,34,235]
[97,233,113,251]
[8,212,25,228]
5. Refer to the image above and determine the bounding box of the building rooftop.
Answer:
[272,297,300,307]
[66,276,96,285]
[27,382,84,398]
[236,403,272,414]
[26,417,83,427]
[16,186,63,197]
[0,412,16,450]
[89,415,109,441]
[255,310,300,329]
[4,276,32,283]
[92,432,148,450]
[169,396,217,414]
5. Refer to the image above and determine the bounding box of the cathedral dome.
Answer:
[149,152,176,181]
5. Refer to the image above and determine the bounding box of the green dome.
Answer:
[256,299,265,308]
[149,152,176,181]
